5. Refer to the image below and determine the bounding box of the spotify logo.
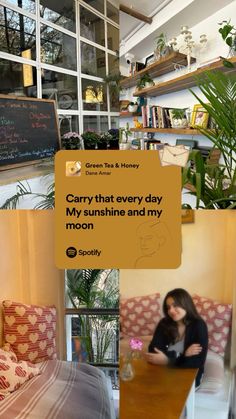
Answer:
[66,247,77,258]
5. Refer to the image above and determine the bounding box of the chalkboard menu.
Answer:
[0,96,60,170]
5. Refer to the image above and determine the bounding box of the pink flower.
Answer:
[62,131,81,139]
[129,338,143,351]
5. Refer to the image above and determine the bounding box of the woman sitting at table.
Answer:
[146,288,208,387]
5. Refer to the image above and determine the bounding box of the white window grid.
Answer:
[0,0,119,133]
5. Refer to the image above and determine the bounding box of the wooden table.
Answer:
[120,359,197,419]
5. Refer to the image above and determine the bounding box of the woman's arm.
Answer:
[175,319,208,368]
[148,320,183,364]
[148,321,169,354]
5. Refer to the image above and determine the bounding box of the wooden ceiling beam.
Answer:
[120,4,153,24]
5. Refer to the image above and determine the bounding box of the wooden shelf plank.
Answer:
[133,57,236,97]
[130,128,200,135]
[120,112,142,117]
[120,52,196,89]
[0,162,54,186]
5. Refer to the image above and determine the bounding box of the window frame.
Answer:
[0,0,119,133]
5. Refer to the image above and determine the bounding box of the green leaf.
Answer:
[219,24,234,40]
[226,36,233,47]
[183,72,236,208]
[222,59,235,68]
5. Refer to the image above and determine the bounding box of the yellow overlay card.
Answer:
[55,150,181,269]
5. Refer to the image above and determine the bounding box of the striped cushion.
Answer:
[3,300,57,363]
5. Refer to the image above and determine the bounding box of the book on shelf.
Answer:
[144,139,164,150]
[141,105,175,129]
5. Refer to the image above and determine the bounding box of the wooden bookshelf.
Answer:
[120,52,196,89]
[133,56,236,97]
[130,128,200,135]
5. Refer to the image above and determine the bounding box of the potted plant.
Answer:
[103,71,126,96]
[61,131,84,150]
[154,33,170,61]
[81,130,102,150]
[119,123,132,149]
[100,131,119,150]
[218,20,236,58]
[107,128,119,149]
[182,71,236,209]
[128,101,138,113]
[170,108,188,128]
[136,73,155,90]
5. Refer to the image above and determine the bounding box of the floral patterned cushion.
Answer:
[120,293,161,337]
[3,300,57,363]
[193,295,232,356]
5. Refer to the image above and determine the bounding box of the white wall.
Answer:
[0,173,54,209]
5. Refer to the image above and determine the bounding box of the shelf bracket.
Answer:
[120,4,153,24]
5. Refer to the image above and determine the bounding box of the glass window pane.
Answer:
[83,0,104,14]
[109,88,119,112]
[107,1,119,24]
[69,314,118,363]
[65,269,119,364]
[4,0,36,13]
[108,53,119,74]
[41,25,76,71]
[81,42,106,77]
[80,6,105,47]
[107,23,119,52]
[107,56,119,112]
[42,70,78,110]
[0,58,37,97]
[111,116,119,129]
[83,115,108,133]
[40,0,76,32]
[0,7,36,59]
[59,115,79,137]
[82,79,107,111]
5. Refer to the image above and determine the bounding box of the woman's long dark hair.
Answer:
[161,288,201,343]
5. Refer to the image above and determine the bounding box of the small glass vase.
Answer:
[228,47,236,58]
[120,360,135,381]
[228,36,236,58]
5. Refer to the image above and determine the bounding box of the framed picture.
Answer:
[145,54,155,67]
[191,104,209,128]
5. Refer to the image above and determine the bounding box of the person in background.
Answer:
[145,288,208,387]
